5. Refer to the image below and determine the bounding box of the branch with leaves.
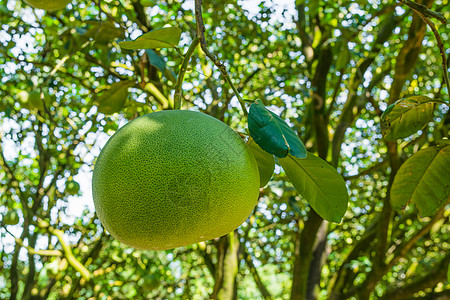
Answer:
[37,219,91,281]
[7,231,62,257]
[174,37,200,109]
[194,0,248,116]
[398,0,447,23]
[399,0,450,102]
[378,252,450,300]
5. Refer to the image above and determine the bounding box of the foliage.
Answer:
[1,0,449,299]
[390,144,450,216]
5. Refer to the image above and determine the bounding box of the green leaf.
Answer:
[247,137,275,188]
[248,100,306,158]
[390,145,450,217]
[83,20,124,44]
[119,27,181,50]
[164,67,177,83]
[447,262,450,283]
[146,49,166,72]
[381,95,438,140]
[335,46,351,70]
[97,80,134,114]
[279,153,349,223]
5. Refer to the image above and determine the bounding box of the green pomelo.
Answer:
[65,180,80,196]
[143,274,160,291]
[24,0,70,11]
[4,210,20,225]
[92,110,260,250]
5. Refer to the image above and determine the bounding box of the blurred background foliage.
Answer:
[0,0,449,299]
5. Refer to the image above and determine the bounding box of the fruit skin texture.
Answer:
[92,110,260,250]
[24,0,70,11]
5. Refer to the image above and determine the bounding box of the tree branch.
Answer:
[399,0,447,23]
[410,8,449,102]
[331,12,401,166]
[386,205,446,268]
[295,4,314,62]
[328,220,378,300]
[194,0,248,116]
[240,234,273,300]
[343,160,389,180]
[14,236,62,257]
[290,210,324,300]
[378,252,450,300]
[174,37,200,109]
[37,219,91,281]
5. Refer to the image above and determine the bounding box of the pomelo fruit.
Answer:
[24,0,70,11]
[4,210,20,225]
[65,180,80,196]
[142,274,160,291]
[92,110,260,250]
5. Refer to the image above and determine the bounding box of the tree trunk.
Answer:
[357,1,434,298]
[211,231,239,300]
[306,221,329,300]
[290,211,324,300]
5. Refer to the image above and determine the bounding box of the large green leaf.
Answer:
[390,145,450,217]
[119,27,181,50]
[380,95,438,140]
[97,80,134,114]
[279,153,349,223]
[83,20,124,44]
[247,137,275,188]
[248,100,306,158]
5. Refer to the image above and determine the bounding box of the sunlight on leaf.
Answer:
[380,95,442,140]
[83,20,124,44]
[119,27,181,50]
[279,153,349,223]
[97,80,134,114]
[390,144,450,217]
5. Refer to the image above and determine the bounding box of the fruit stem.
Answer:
[174,37,200,110]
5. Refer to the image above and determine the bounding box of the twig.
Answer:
[398,0,447,24]
[385,205,446,269]
[238,68,261,93]
[343,160,389,180]
[174,37,200,109]
[5,230,63,257]
[37,219,92,281]
[0,133,29,214]
[194,0,248,116]
[98,0,102,21]
[399,1,450,101]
